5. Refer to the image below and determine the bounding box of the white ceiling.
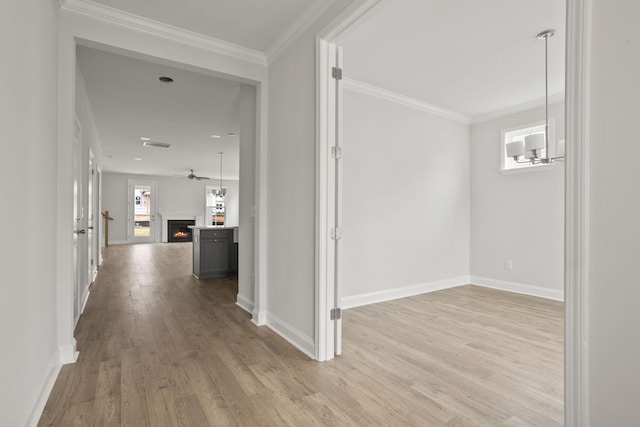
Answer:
[341,0,566,119]
[87,0,318,52]
[75,0,566,179]
[77,46,244,180]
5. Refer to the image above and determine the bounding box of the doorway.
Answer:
[56,11,269,366]
[315,0,573,396]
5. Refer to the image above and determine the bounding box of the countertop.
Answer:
[188,225,237,230]
[189,225,238,243]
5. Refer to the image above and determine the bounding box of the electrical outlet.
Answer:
[505,260,513,270]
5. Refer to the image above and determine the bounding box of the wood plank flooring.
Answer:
[39,243,563,426]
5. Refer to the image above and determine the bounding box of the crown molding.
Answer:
[266,0,336,63]
[318,0,390,43]
[470,93,565,124]
[342,78,471,125]
[59,0,267,66]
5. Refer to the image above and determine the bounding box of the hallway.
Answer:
[39,243,563,426]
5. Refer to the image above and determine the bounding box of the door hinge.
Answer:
[331,227,343,240]
[332,67,343,80]
[331,146,342,159]
[330,308,342,320]
[92,168,95,175]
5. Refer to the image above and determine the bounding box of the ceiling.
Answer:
[341,0,566,119]
[77,46,244,180]
[74,0,566,179]
[86,0,318,52]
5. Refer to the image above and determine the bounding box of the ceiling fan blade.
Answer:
[196,176,211,180]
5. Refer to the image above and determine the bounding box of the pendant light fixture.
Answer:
[505,29,564,165]
[212,152,227,198]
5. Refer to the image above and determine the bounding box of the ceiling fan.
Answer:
[187,169,210,180]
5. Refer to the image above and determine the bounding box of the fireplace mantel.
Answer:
[158,212,204,243]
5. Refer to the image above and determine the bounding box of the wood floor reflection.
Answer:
[39,243,563,426]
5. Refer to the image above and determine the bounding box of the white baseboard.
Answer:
[265,312,315,359]
[252,309,267,326]
[471,276,564,301]
[80,290,90,315]
[58,339,79,365]
[342,276,470,309]
[107,240,128,245]
[235,293,254,314]
[26,351,62,427]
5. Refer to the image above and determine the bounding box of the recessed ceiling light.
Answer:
[140,137,150,141]
[134,157,142,161]
[159,76,174,83]
[227,132,236,137]
[211,134,221,139]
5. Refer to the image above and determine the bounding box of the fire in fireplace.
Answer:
[167,219,196,242]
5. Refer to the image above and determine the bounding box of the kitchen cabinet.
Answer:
[191,227,237,279]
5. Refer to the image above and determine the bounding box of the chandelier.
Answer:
[211,152,227,197]
[506,29,564,165]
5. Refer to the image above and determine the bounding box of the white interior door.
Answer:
[129,179,157,243]
[87,149,96,283]
[72,119,85,325]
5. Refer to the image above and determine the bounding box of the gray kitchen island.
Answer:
[189,226,238,279]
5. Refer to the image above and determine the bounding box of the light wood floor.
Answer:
[39,243,564,426]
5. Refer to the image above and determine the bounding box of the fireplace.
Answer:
[167,220,196,242]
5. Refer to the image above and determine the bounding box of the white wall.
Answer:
[0,2,60,426]
[102,172,239,242]
[587,0,640,423]
[341,88,470,306]
[267,0,353,345]
[470,103,565,300]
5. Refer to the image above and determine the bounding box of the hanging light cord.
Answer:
[537,29,554,162]
[544,32,549,160]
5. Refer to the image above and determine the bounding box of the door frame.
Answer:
[56,6,269,364]
[315,0,591,425]
[314,0,396,362]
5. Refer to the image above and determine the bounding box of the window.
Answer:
[206,186,225,226]
[501,120,554,172]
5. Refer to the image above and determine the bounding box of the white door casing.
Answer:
[315,0,388,362]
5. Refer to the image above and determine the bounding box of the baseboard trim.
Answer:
[235,293,254,315]
[107,240,128,245]
[252,309,267,326]
[80,290,90,315]
[26,351,62,427]
[342,276,470,309]
[471,276,564,301]
[58,339,79,365]
[265,312,315,359]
